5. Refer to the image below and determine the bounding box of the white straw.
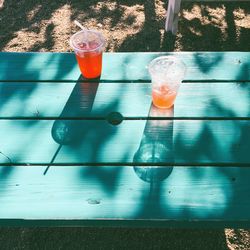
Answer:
[74,20,89,49]
[74,20,86,31]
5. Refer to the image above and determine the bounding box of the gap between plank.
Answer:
[0,80,249,83]
[0,117,249,120]
[0,162,250,167]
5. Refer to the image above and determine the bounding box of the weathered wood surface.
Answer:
[0,52,249,227]
[0,120,59,164]
[0,52,249,81]
[0,82,249,118]
[0,119,249,165]
[0,166,249,227]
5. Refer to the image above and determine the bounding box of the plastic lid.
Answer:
[148,56,186,82]
[70,30,105,52]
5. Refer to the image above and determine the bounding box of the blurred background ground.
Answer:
[0,227,249,250]
[0,0,249,52]
[0,0,250,249]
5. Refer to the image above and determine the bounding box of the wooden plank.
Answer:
[0,52,249,81]
[0,165,250,227]
[0,82,249,118]
[0,52,79,82]
[0,119,249,165]
[54,119,250,165]
[0,121,59,164]
[0,82,75,118]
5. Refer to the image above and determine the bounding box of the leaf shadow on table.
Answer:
[0,53,76,112]
[193,53,224,74]
[44,57,249,249]
[231,61,250,162]
[132,105,174,219]
[131,60,250,249]
[49,75,128,194]
[157,61,250,227]
[0,154,22,199]
[0,166,14,193]
[0,53,77,185]
[172,119,250,216]
[0,81,38,116]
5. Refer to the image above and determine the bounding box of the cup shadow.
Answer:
[44,75,100,174]
[133,104,174,183]
[51,76,99,146]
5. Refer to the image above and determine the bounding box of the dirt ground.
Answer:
[0,0,250,52]
[0,227,249,250]
[0,1,250,250]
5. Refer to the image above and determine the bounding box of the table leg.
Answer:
[165,0,181,35]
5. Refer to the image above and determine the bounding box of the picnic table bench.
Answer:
[0,52,249,227]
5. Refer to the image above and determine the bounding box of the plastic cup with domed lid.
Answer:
[148,56,186,109]
[70,29,105,79]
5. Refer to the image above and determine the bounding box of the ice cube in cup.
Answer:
[148,56,186,109]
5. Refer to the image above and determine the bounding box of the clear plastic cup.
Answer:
[70,30,105,79]
[148,56,186,109]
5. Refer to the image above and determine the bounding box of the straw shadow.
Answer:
[46,75,100,175]
[48,75,125,193]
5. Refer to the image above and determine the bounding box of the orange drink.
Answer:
[152,85,177,109]
[76,52,102,79]
[148,56,186,109]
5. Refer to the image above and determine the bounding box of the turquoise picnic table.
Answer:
[0,52,249,228]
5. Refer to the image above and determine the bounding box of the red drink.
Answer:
[152,85,177,109]
[70,30,105,79]
[76,52,102,79]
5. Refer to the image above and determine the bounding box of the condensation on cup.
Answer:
[148,56,186,109]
